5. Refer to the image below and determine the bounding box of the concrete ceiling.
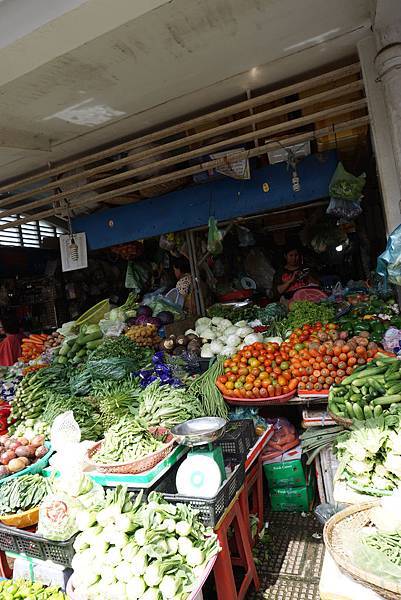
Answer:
[0,0,372,185]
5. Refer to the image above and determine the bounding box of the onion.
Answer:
[31,435,45,448]
[0,466,9,479]
[19,457,29,466]
[8,458,26,474]
[17,437,29,446]
[15,446,31,458]
[25,445,36,457]
[1,451,16,465]
[9,441,21,451]
[35,446,48,459]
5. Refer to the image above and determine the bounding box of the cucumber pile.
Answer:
[329,355,401,421]
[56,324,103,366]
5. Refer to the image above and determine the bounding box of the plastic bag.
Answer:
[383,327,401,354]
[314,503,347,525]
[326,196,362,219]
[329,162,366,202]
[377,224,401,288]
[207,217,223,255]
[125,262,149,291]
[143,293,184,319]
[352,528,401,584]
[237,225,255,247]
[99,318,125,337]
[86,357,139,381]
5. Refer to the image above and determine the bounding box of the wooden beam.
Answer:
[0,62,361,195]
[0,115,370,232]
[0,96,367,219]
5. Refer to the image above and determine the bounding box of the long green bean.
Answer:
[188,356,228,419]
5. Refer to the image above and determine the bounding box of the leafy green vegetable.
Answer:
[0,579,66,599]
[91,335,153,364]
[91,377,141,429]
[41,393,103,441]
[138,380,203,428]
[285,301,335,329]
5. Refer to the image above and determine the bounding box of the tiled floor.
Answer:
[248,512,324,599]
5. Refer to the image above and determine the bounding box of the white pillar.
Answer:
[358,34,401,232]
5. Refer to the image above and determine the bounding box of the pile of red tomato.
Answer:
[217,342,299,400]
[216,322,380,400]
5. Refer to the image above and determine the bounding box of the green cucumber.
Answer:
[352,403,364,420]
[373,405,383,418]
[341,367,386,386]
[345,401,354,419]
[363,405,373,419]
[81,331,103,344]
[86,338,104,350]
[372,394,401,406]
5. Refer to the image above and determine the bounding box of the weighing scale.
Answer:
[172,417,227,498]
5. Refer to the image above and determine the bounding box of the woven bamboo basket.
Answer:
[324,501,401,599]
[87,427,175,474]
[328,409,353,428]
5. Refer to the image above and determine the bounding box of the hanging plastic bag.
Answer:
[326,196,362,219]
[329,162,366,202]
[125,262,149,291]
[207,217,223,255]
[377,224,401,288]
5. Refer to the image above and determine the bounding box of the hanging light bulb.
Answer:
[69,235,79,261]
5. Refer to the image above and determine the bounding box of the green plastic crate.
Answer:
[269,472,315,512]
[263,458,306,489]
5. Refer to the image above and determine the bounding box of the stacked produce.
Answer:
[90,335,153,365]
[56,324,103,366]
[71,486,219,600]
[43,332,64,350]
[91,416,168,465]
[328,357,401,421]
[188,356,228,418]
[138,380,203,428]
[40,393,103,441]
[0,580,66,599]
[334,414,401,495]
[284,301,336,330]
[217,342,299,399]
[19,333,49,363]
[189,316,256,358]
[125,324,160,348]
[0,433,47,478]
[160,333,202,357]
[0,473,49,514]
[91,377,141,429]
[8,366,71,436]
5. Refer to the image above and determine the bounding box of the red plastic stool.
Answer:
[239,457,264,547]
[213,493,260,600]
[0,549,12,579]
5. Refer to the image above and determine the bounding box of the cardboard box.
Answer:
[262,443,302,465]
[269,472,315,512]
[263,448,306,489]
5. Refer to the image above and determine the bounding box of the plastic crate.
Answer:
[0,523,76,567]
[155,457,245,527]
[217,419,257,462]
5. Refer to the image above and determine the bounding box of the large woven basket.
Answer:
[87,427,175,474]
[324,501,401,599]
[328,409,352,428]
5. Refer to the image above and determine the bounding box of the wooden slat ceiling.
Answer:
[0,61,368,232]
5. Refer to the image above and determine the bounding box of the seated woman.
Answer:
[274,244,320,304]
[0,316,22,367]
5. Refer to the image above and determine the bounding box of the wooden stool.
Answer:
[239,456,264,547]
[214,494,260,600]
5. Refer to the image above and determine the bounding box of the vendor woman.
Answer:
[274,244,318,302]
[172,256,196,314]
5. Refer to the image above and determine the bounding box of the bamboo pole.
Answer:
[0,98,367,220]
[0,63,361,196]
[0,78,364,210]
[0,115,370,232]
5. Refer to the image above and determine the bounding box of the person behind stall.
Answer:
[171,256,196,314]
[274,244,319,302]
[0,316,22,367]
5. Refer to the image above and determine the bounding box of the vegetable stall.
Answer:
[0,284,400,599]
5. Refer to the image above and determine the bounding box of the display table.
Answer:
[319,550,383,600]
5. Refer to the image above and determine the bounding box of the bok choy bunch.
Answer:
[71,486,220,599]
